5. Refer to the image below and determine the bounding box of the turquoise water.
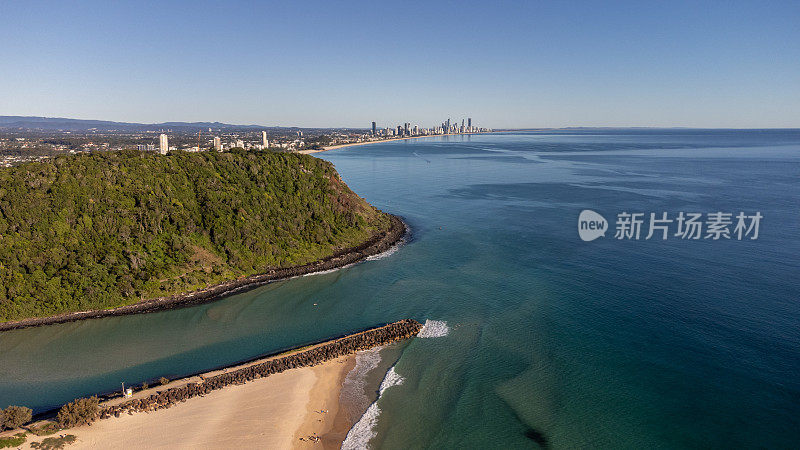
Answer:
[1,130,800,448]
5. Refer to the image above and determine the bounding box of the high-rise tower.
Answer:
[159,134,169,155]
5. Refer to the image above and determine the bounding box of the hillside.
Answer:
[0,116,265,131]
[0,150,392,322]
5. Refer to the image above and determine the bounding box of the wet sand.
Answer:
[294,356,357,449]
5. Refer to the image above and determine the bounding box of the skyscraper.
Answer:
[159,134,169,155]
[372,121,376,135]
[262,131,269,148]
[213,136,221,151]
[468,117,472,129]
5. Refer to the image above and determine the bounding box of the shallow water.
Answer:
[1,130,799,448]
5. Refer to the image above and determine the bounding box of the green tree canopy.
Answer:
[1,405,32,430]
[0,150,390,321]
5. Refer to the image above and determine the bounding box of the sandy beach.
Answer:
[6,320,423,450]
[299,132,492,155]
[21,355,355,450]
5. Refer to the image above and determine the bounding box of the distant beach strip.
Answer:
[299,131,497,155]
[0,215,408,331]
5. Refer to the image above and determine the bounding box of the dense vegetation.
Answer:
[0,150,391,321]
[1,406,31,430]
[56,397,100,428]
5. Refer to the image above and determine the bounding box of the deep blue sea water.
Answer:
[1,130,799,448]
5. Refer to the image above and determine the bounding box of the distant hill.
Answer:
[0,150,392,321]
[0,116,289,132]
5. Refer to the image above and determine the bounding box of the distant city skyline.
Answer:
[1,1,799,128]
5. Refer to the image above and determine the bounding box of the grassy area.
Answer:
[0,433,27,449]
[0,150,391,321]
[29,435,76,450]
[27,422,61,436]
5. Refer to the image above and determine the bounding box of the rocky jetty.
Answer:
[97,319,421,420]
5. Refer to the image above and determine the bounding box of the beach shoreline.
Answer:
[299,131,496,155]
[0,214,407,332]
[9,320,422,449]
[20,355,355,450]
[295,355,357,449]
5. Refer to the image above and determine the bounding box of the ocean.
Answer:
[1,129,799,448]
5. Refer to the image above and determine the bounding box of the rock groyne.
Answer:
[98,319,421,419]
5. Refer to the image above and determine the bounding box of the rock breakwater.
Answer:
[97,319,421,420]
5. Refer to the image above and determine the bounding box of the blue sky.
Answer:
[1,0,798,128]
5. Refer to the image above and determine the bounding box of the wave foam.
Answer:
[341,402,381,450]
[301,263,355,277]
[366,223,409,262]
[417,319,450,338]
[365,244,399,261]
[341,365,405,450]
[340,347,383,419]
[378,366,404,395]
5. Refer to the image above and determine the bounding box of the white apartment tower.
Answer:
[159,134,169,155]
[261,131,269,148]
[213,136,221,151]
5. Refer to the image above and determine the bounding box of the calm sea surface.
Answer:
[1,130,799,448]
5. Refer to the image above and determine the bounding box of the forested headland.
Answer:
[0,150,393,322]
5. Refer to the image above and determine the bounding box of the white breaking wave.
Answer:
[300,263,354,277]
[365,244,399,261]
[305,223,406,271]
[378,366,405,394]
[341,401,380,450]
[417,319,450,338]
[341,365,405,450]
[366,223,409,262]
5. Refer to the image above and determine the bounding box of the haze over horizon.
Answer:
[1,1,798,129]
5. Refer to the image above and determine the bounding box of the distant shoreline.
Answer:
[0,215,408,331]
[299,131,497,154]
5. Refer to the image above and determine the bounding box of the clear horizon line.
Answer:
[1,114,798,131]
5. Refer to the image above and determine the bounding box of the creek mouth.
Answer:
[25,319,423,424]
